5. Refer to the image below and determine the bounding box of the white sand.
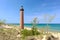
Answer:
[1,25,13,28]
[24,27,31,30]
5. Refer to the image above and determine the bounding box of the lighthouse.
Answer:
[20,6,24,29]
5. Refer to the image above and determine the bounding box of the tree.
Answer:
[44,14,55,34]
[31,17,40,35]
[0,19,6,26]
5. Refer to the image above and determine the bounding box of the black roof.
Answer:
[20,6,24,11]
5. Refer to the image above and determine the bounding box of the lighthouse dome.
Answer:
[20,6,24,11]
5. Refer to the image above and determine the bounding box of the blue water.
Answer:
[10,23,60,32]
[26,24,60,31]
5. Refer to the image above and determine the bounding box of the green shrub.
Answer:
[21,29,32,36]
[31,26,40,35]
[21,28,40,36]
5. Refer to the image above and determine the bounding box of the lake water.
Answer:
[11,23,60,32]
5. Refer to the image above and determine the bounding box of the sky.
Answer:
[0,0,60,23]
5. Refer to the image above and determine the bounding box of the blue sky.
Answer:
[0,0,60,23]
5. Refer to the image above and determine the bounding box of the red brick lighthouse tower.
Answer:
[20,6,24,29]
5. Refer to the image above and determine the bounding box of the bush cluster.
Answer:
[21,27,40,37]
